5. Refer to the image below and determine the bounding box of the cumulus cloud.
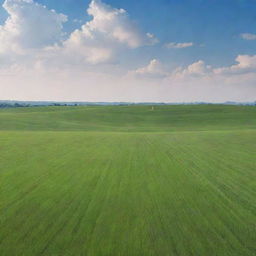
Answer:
[129,54,256,83]
[62,0,158,64]
[186,60,208,74]
[171,56,256,79]
[214,55,256,75]
[130,59,168,78]
[131,59,211,80]
[0,0,157,65]
[165,42,194,49]
[240,33,256,40]
[173,60,212,79]
[0,0,67,55]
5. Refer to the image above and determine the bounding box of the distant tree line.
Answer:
[0,101,255,108]
[0,102,79,108]
[0,103,30,108]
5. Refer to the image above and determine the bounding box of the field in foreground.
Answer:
[0,105,255,256]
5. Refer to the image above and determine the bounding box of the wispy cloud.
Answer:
[240,33,256,40]
[165,42,194,49]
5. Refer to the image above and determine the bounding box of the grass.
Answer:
[0,105,255,255]
[0,104,256,132]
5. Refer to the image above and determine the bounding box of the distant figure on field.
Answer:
[151,106,155,111]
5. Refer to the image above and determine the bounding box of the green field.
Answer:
[0,105,255,256]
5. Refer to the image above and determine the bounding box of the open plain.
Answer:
[0,105,255,256]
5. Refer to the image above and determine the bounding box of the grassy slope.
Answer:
[0,105,255,256]
[0,104,255,132]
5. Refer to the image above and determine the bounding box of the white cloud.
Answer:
[172,56,256,79]
[0,0,67,55]
[129,56,256,85]
[186,60,207,74]
[214,55,256,75]
[240,33,256,40]
[165,42,194,49]
[137,60,212,81]
[0,0,157,65]
[130,59,167,78]
[130,59,209,80]
[175,60,212,78]
[62,0,157,64]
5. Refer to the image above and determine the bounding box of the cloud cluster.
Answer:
[130,59,210,80]
[214,55,256,75]
[131,59,167,78]
[132,55,256,82]
[175,60,211,78]
[0,0,157,65]
[0,0,67,55]
[62,0,157,64]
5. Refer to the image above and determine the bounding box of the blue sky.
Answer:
[1,0,255,66]
[0,0,256,102]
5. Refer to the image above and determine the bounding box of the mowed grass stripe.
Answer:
[148,132,255,254]
[1,133,115,255]
[166,132,256,214]
[144,136,240,256]
[1,133,107,212]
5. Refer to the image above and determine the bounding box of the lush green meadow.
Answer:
[0,105,255,256]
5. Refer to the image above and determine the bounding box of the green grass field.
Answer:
[0,105,255,256]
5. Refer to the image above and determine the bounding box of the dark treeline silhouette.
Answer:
[0,102,30,108]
